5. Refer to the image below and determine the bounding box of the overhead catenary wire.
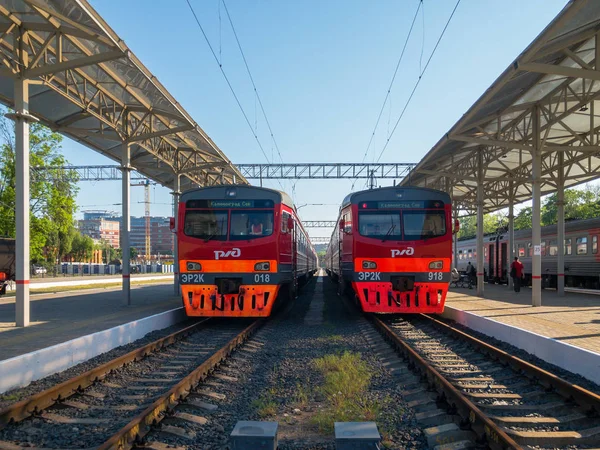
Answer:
[375,0,461,163]
[221,0,289,192]
[185,0,277,172]
[352,0,422,191]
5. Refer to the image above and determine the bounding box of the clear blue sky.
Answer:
[63,0,570,240]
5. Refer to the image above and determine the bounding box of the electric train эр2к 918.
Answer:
[325,187,455,314]
[176,185,318,317]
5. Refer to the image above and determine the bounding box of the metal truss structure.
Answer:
[308,236,330,244]
[0,0,246,191]
[237,163,415,180]
[302,221,336,228]
[405,1,600,214]
[34,163,415,183]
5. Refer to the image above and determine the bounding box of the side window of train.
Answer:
[467,249,472,258]
[593,235,598,254]
[518,244,525,257]
[484,247,487,257]
[528,242,532,257]
[541,241,546,256]
[458,250,463,260]
[565,238,572,255]
[576,237,587,255]
[549,240,558,256]
[282,213,290,233]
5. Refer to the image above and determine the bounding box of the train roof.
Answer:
[181,185,295,209]
[341,186,451,210]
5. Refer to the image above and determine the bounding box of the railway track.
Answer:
[0,318,262,449]
[371,314,600,449]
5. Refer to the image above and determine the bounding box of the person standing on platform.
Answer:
[510,256,524,293]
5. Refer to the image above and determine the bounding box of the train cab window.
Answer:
[184,211,228,240]
[282,212,290,233]
[518,244,525,257]
[576,237,587,255]
[549,240,558,256]
[230,211,274,240]
[593,235,598,254]
[565,238,572,255]
[402,211,446,240]
[358,213,401,239]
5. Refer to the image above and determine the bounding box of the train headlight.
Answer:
[362,260,377,269]
[254,262,270,271]
[187,262,202,271]
[429,261,443,270]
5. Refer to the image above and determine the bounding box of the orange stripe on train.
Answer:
[354,257,451,272]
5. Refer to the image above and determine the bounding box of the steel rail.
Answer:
[98,319,264,450]
[0,317,210,428]
[422,314,600,415]
[370,316,522,450]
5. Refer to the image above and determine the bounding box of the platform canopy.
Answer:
[0,0,247,191]
[403,0,600,214]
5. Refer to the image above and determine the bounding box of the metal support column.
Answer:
[476,149,484,296]
[172,174,181,296]
[453,207,458,270]
[557,152,565,296]
[508,187,514,290]
[11,77,37,327]
[531,106,542,307]
[121,143,131,306]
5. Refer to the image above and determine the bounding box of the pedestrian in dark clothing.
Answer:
[510,256,524,293]
[467,262,476,288]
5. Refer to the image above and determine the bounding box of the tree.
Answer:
[457,213,507,239]
[514,207,532,230]
[71,233,94,261]
[0,112,79,262]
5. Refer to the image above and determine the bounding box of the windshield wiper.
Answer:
[381,223,397,242]
[203,233,217,243]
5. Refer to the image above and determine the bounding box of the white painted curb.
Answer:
[0,307,186,394]
[443,306,600,385]
[4,275,174,292]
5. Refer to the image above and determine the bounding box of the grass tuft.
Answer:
[311,351,378,433]
[252,388,278,418]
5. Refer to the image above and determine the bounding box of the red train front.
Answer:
[325,187,453,314]
[177,185,317,317]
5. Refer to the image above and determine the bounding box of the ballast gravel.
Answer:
[150,275,427,450]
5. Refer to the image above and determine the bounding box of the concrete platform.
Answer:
[0,284,181,361]
[443,284,600,384]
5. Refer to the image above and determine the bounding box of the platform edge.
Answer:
[0,307,185,394]
[442,306,600,385]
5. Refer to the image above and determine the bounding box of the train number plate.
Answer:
[358,272,381,281]
[428,272,443,281]
[180,273,205,284]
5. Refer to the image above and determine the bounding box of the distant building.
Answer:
[130,216,174,256]
[78,214,120,249]
[78,211,173,256]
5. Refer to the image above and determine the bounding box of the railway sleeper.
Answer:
[503,425,600,447]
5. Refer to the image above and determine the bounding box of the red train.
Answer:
[325,187,454,313]
[176,185,318,317]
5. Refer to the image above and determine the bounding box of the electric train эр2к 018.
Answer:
[176,185,318,317]
[325,187,455,314]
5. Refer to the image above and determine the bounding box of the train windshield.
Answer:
[358,210,446,240]
[230,211,274,240]
[358,213,402,239]
[184,211,228,240]
[403,211,446,240]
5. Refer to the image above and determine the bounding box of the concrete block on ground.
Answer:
[335,422,381,449]
[230,421,278,450]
